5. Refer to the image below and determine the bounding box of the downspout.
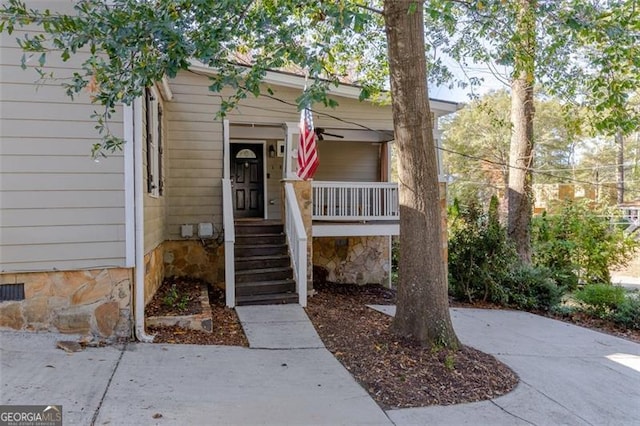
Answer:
[132,97,154,342]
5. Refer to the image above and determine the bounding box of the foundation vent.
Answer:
[0,283,25,302]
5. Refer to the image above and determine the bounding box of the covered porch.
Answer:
[221,119,398,308]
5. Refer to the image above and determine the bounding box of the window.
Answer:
[145,87,164,196]
[236,148,257,159]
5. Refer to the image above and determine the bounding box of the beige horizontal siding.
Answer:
[1,242,124,269]
[0,154,123,174]
[1,173,124,191]
[0,138,104,156]
[1,225,125,245]
[1,26,126,272]
[165,73,224,239]
[1,208,124,227]
[1,191,124,209]
[313,141,380,182]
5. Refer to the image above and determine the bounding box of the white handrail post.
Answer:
[284,183,308,307]
[298,237,307,307]
[222,178,235,308]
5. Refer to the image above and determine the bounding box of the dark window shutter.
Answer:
[158,104,164,196]
[145,88,154,193]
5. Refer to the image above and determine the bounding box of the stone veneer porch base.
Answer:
[313,236,391,285]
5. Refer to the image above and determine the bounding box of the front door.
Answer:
[231,143,264,218]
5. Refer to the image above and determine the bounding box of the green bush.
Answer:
[448,196,564,311]
[501,264,564,311]
[448,196,518,303]
[532,201,639,287]
[611,296,640,330]
[574,284,626,315]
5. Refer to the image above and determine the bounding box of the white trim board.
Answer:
[312,223,399,237]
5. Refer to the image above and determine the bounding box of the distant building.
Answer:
[533,183,597,214]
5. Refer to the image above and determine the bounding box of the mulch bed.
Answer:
[147,278,248,347]
[145,276,203,317]
[306,281,519,409]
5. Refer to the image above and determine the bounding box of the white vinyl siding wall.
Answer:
[0,28,126,272]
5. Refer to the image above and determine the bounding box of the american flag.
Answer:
[297,107,319,180]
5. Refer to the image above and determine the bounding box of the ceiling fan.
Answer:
[315,128,345,140]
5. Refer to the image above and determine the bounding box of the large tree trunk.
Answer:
[507,0,536,263]
[383,1,459,349]
[616,131,625,204]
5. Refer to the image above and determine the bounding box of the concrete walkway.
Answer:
[1,307,639,425]
[235,304,324,349]
[372,306,640,426]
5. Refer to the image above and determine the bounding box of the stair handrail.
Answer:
[284,182,308,307]
[222,178,236,307]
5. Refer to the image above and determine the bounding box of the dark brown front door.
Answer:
[231,143,264,218]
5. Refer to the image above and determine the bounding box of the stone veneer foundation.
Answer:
[144,243,165,306]
[0,268,132,337]
[142,240,225,308]
[162,240,224,287]
[313,236,391,285]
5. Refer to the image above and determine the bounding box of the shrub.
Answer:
[611,296,640,330]
[448,196,518,303]
[574,284,626,315]
[501,264,564,311]
[391,238,399,287]
[532,201,639,287]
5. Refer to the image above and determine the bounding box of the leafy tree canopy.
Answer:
[1,0,386,155]
[423,0,640,135]
[442,90,581,204]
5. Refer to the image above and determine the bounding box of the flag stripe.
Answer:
[297,108,319,180]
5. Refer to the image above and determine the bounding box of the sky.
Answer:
[428,61,511,104]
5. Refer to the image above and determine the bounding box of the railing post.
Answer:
[283,181,312,307]
[222,178,235,308]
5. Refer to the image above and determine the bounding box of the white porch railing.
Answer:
[222,178,235,308]
[312,181,399,221]
[284,183,308,307]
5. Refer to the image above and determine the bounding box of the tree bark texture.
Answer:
[507,0,536,263]
[383,0,459,349]
[616,131,625,204]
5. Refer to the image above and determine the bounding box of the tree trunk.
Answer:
[383,1,460,349]
[616,131,624,204]
[507,0,536,263]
